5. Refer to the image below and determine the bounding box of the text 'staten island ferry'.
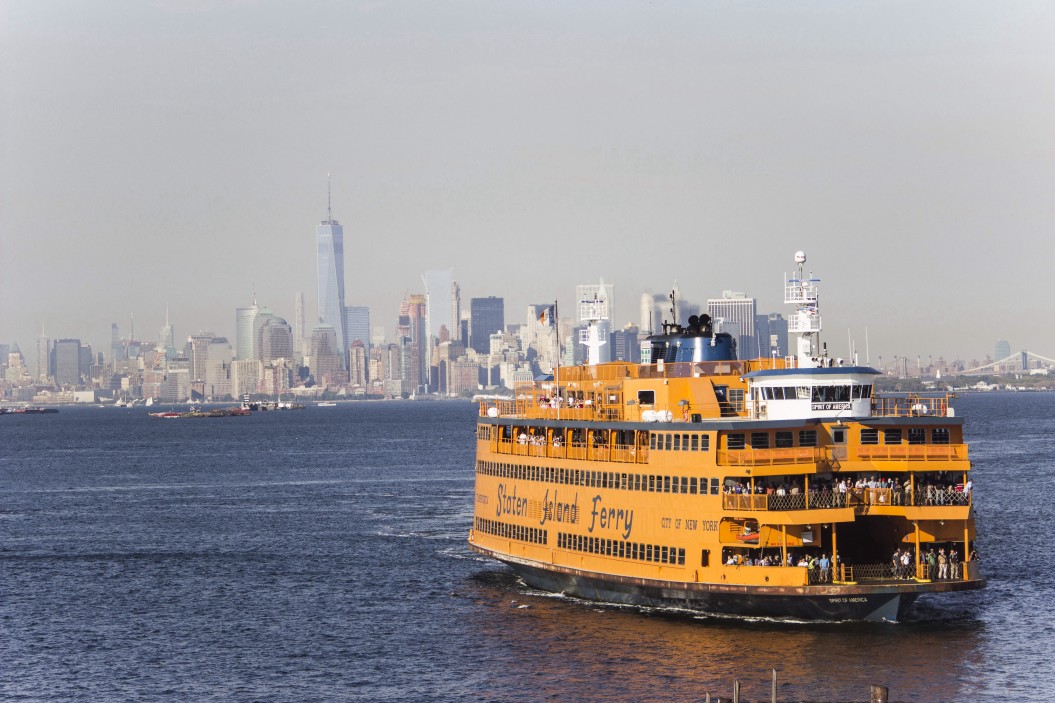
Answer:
[469,252,984,622]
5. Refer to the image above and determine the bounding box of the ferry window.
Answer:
[908,428,926,445]
[932,428,950,444]
[648,475,657,492]
[690,477,698,494]
[681,477,689,493]
[650,433,657,450]
[884,429,902,444]
[852,385,864,399]
[638,390,655,405]
[663,476,671,493]
[798,430,818,447]
[700,434,711,451]
[832,428,847,444]
[661,546,669,563]
[727,433,746,450]
[710,477,720,495]
[691,434,699,451]
[836,386,851,402]
[862,385,873,398]
[750,432,770,449]
[861,429,879,444]
[620,473,628,490]
[701,549,710,567]
[775,431,794,448]
[681,433,689,449]
[673,434,682,451]
[728,388,745,411]
[664,434,673,451]
[797,386,811,400]
[646,545,653,561]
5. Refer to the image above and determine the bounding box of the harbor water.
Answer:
[2,393,1053,702]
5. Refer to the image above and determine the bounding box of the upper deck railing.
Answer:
[477,361,955,423]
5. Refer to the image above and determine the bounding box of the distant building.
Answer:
[349,339,368,387]
[52,339,84,387]
[995,339,1011,362]
[344,305,371,351]
[235,301,260,360]
[708,291,756,359]
[316,185,347,361]
[756,313,789,359]
[611,324,640,363]
[258,316,294,363]
[470,297,504,355]
[310,325,342,388]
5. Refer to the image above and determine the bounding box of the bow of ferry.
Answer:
[468,253,984,622]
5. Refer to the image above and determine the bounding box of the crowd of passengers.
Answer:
[722,546,976,583]
[722,549,837,582]
[723,473,972,506]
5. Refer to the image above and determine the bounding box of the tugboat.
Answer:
[468,251,984,622]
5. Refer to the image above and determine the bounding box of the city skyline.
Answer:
[2,2,1053,363]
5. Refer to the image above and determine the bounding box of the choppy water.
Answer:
[1,394,1052,702]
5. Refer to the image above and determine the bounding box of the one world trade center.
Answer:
[316,178,346,364]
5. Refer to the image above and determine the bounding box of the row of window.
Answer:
[475,517,548,546]
[479,424,953,451]
[650,432,711,451]
[757,384,874,402]
[729,430,818,450]
[558,532,686,566]
[861,428,950,445]
[476,460,722,495]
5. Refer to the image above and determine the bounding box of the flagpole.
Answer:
[553,299,560,421]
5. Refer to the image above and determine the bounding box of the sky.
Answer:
[2,0,1053,366]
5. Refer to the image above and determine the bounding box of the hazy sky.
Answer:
[2,1,1053,365]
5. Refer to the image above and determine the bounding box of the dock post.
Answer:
[733,679,740,703]
[772,669,777,703]
[870,684,889,703]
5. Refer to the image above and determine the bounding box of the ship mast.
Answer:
[785,250,823,368]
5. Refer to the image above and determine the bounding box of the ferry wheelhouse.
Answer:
[468,252,984,621]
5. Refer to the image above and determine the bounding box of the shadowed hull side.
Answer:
[472,544,984,623]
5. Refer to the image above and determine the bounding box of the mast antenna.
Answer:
[327,172,332,223]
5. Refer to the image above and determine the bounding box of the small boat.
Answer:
[317,402,337,407]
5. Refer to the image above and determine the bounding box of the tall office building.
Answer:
[189,332,215,382]
[451,282,461,342]
[422,269,454,367]
[469,297,504,355]
[235,301,260,360]
[294,292,306,356]
[158,307,175,354]
[397,294,427,392]
[52,339,83,387]
[37,327,50,382]
[755,313,789,358]
[111,323,124,364]
[316,179,347,362]
[708,291,757,359]
[344,305,371,350]
[258,316,294,363]
[995,339,1011,362]
[310,325,342,388]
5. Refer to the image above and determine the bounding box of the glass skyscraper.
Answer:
[317,204,347,362]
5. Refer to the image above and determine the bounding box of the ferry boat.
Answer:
[468,252,984,622]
